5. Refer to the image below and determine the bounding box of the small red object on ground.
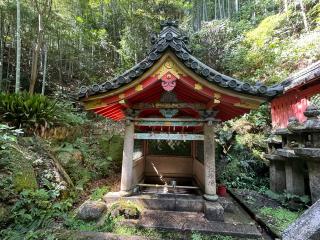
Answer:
[217,184,227,197]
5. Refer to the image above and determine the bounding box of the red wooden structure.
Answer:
[271,62,320,129]
[78,20,282,127]
[77,20,283,201]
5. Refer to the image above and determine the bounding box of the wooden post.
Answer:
[203,123,218,201]
[120,121,134,195]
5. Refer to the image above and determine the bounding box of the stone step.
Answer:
[121,209,262,239]
[104,192,235,214]
[104,192,204,212]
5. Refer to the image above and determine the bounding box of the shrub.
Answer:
[56,101,89,126]
[216,105,271,190]
[264,190,310,210]
[0,93,58,131]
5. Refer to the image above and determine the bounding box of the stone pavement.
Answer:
[122,209,262,239]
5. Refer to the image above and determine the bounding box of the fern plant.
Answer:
[0,93,58,131]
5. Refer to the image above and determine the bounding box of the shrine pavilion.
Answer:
[266,61,320,203]
[78,20,283,206]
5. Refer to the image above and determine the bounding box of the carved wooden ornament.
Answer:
[161,72,177,91]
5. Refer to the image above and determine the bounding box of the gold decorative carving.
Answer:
[135,84,143,91]
[195,83,203,90]
[154,58,185,80]
[214,93,221,99]
[119,93,125,99]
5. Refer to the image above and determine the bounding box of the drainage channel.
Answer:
[228,189,279,240]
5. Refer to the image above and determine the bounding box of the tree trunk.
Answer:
[15,0,21,93]
[6,46,11,91]
[299,0,309,32]
[215,0,217,19]
[235,0,239,12]
[29,13,43,94]
[58,38,63,83]
[0,9,4,92]
[41,46,47,95]
[218,0,222,19]
[284,0,288,12]
[203,0,208,21]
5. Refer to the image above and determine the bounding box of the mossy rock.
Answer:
[13,170,38,192]
[109,200,140,219]
[55,143,84,167]
[57,150,83,167]
[4,144,38,192]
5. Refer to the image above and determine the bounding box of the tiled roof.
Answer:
[281,61,320,93]
[78,20,284,99]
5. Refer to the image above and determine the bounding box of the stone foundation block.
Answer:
[270,160,286,193]
[307,161,320,203]
[218,197,235,212]
[176,197,204,212]
[285,160,305,195]
[204,201,224,221]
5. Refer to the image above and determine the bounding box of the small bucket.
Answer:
[217,185,227,197]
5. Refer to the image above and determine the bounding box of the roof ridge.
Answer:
[78,21,284,99]
[282,61,320,91]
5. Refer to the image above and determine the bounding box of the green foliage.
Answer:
[191,232,235,240]
[0,189,73,239]
[0,143,38,193]
[56,102,89,126]
[216,105,270,189]
[0,93,58,130]
[112,226,177,239]
[265,190,310,210]
[64,214,115,232]
[109,200,141,219]
[259,207,301,233]
[219,148,269,190]
[310,94,320,108]
[148,140,191,156]
[309,3,320,29]
[54,133,123,190]
[0,124,23,147]
[245,14,287,48]
[90,186,110,201]
[99,135,124,169]
[0,229,57,240]
[0,133,75,239]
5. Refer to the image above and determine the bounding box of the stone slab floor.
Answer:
[117,194,271,239]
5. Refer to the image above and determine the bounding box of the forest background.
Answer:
[0,0,319,94]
